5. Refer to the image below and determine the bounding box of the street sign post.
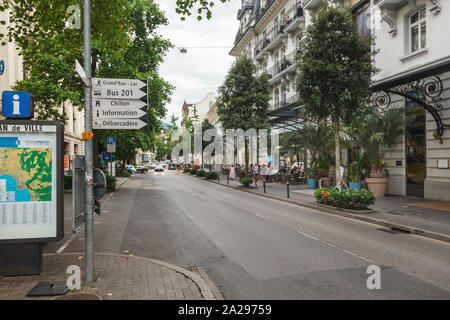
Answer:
[94,106,146,120]
[92,98,147,110]
[106,137,116,153]
[90,77,148,130]
[93,119,147,130]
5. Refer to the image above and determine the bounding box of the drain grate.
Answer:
[376,227,411,234]
[376,228,400,234]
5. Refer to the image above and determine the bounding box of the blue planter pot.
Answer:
[349,182,362,191]
[307,178,316,190]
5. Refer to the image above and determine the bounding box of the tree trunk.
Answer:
[334,118,341,189]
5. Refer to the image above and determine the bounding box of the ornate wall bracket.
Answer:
[380,7,397,36]
[371,76,449,144]
[429,0,441,15]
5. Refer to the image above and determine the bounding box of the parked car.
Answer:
[155,164,164,172]
[126,165,136,174]
[168,163,176,170]
[136,165,148,173]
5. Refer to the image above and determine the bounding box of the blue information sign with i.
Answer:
[1,91,34,119]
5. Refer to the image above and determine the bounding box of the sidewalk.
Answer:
[0,253,215,300]
[212,173,450,242]
[0,175,220,300]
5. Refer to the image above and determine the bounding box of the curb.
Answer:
[186,174,450,244]
[44,252,217,300]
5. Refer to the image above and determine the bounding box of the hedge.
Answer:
[205,172,218,180]
[314,187,375,210]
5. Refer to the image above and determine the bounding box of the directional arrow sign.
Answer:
[92,98,147,110]
[93,107,147,119]
[93,119,148,130]
[92,78,147,89]
[92,87,147,100]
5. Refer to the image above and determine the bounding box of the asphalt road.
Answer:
[50,170,450,299]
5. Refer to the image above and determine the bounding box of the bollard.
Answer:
[218,173,220,182]
[263,179,266,193]
[287,180,290,199]
[227,174,229,185]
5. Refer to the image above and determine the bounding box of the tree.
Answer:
[0,0,132,121]
[201,119,214,168]
[217,55,270,175]
[296,4,378,188]
[96,0,174,168]
[345,109,404,178]
[174,0,229,20]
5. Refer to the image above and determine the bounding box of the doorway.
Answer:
[405,96,426,197]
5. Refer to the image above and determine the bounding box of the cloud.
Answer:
[156,0,241,124]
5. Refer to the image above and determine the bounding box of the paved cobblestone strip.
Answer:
[0,253,217,300]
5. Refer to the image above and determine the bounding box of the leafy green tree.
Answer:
[96,0,174,168]
[217,55,270,175]
[175,0,229,20]
[0,0,132,121]
[296,4,377,188]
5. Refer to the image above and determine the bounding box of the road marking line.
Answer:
[296,230,375,263]
[255,213,266,220]
[56,230,81,254]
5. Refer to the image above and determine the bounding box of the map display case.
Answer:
[0,120,64,244]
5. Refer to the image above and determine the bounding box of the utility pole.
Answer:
[83,0,95,282]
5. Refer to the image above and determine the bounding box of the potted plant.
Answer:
[344,161,361,191]
[349,110,404,197]
[317,154,333,188]
[304,166,317,190]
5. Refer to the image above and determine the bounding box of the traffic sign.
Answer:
[92,78,147,89]
[92,98,147,110]
[107,136,116,153]
[107,137,116,145]
[75,59,87,85]
[92,87,147,100]
[0,60,5,76]
[1,91,34,119]
[82,131,94,140]
[93,119,148,130]
[102,153,112,161]
[94,106,146,120]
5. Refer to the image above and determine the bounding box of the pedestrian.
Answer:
[229,164,236,180]
[253,163,260,187]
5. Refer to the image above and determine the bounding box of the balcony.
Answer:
[267,50,298,85]
[301,0,322,11]
[284,4,305,34]
[264,24,288,52]
[271,94,299,112]
[255,0,275,23]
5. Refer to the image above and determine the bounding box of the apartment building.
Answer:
[231,0,450,201]
[230,0,305,131]
[0,4,85,159]
[180,92,217,129]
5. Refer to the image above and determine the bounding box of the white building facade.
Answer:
[231,0,450,201]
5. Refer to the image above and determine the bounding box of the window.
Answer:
[410,8,426,53]
[354,2,370,38]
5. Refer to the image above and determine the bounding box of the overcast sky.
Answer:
[156,0,241,124]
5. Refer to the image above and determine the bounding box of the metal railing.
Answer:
[266,49,299,79]
[272,94,299,110]
[284,3,304,27]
